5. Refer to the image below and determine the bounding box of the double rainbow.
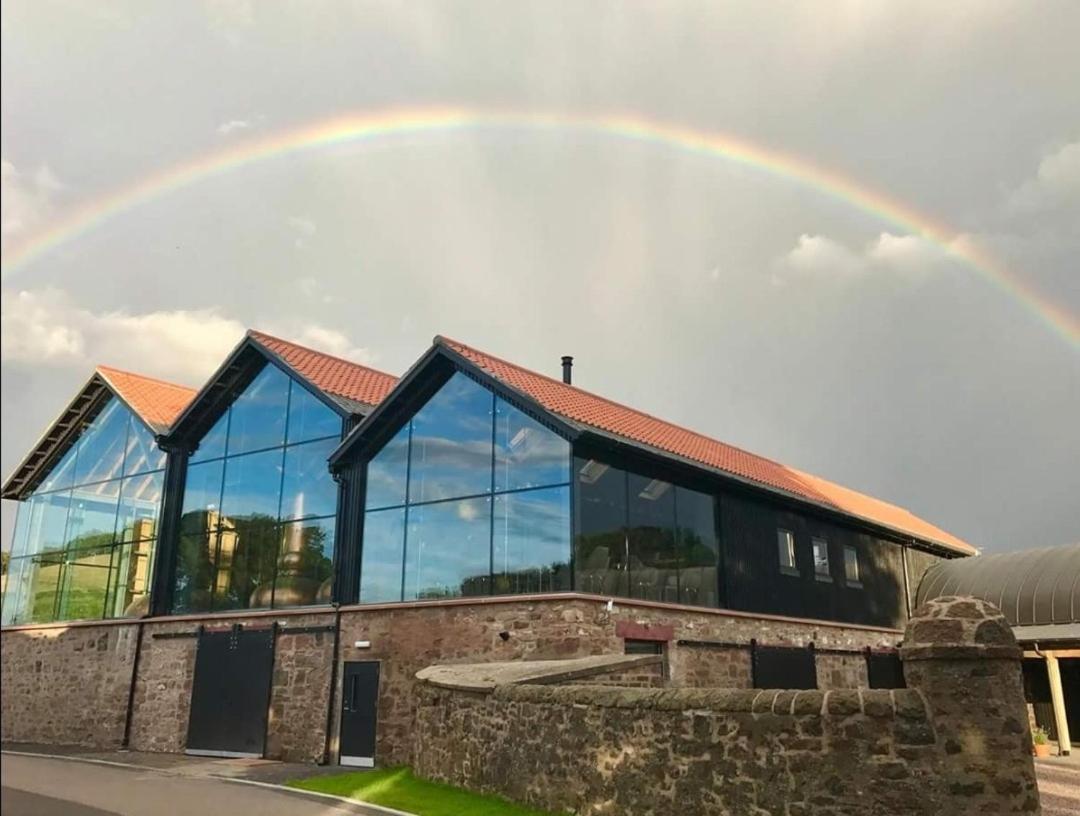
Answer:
[2,107,1076,347]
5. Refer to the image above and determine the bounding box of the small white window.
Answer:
[777,529,797,574]
[812,537,831,581]
[844,545,861,587]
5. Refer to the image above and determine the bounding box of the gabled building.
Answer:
[329,336,972,627]
[1,366,195,624]
[149,329,397,618]
[1,329,978,766]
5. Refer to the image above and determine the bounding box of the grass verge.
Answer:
[286,766,563,816]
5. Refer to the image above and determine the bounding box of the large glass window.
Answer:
[405,497,492,599]
[170,365,342,613]
[359,372,572,603]
[364,425,409,510]
[675,488,719,607]
[495,401,571,491]
[493,486,571,595]
[280,438,338,520]
[359,508,406,603]
[72,400,129,485]
[226,365,290,455]
[408,374,494,503]
[2,396,168,625]
[574,456,720,608]
[124,419,167,476]
[628,474,678,602]
[574,459,628,597]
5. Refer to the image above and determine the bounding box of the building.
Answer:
[918,543,1079,757]
[1,330,975,765]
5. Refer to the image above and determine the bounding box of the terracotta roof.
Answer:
[96,366,196,434]
[248,330,398,411]
[439,336,975,555]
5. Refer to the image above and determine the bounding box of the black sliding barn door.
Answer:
[186,625,275,757]
[339,661,380,767]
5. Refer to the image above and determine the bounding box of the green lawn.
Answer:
[286,767,563,816]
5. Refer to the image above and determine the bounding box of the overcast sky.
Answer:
[2,1,1077,554]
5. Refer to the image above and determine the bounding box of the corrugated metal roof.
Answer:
[917,543,1080,627]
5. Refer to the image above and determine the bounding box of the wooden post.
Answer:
[1045,651,1072,756]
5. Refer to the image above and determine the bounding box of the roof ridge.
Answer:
[95,364,198,393]
[436,334,794,472]
[248,328,397,380]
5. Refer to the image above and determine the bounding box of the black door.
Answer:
[186,625,275,757]
[340,661,380,767]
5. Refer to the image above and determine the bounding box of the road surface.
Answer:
[0,753,386,816]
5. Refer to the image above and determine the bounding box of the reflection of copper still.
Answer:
[214,512,238,596]
[250,491,320,608]
[120,518,156,617]
[182,510,232,611]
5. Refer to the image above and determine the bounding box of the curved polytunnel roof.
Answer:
[917,543,1080,628]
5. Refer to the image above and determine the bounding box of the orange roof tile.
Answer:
[440,336,975,555]
[96,366,197,433]
[248,330,398,411]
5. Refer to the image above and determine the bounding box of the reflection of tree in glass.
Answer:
[490,561,570,595]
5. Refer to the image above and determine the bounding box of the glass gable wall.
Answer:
[360,372,572,602]
[171,364,342,613]
[574,456,719,607]
[1,397,167,624]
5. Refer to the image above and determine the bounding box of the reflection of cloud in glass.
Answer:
[456,498,482,521]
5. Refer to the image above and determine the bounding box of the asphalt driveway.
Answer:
[0,753,394,816]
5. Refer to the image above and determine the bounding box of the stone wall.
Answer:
[0,622,138,748]
[127,619,195,754]
[565,661,666,688]
[335,595,898,764]
[677,643,753,687]
[414,596,1041,816]
[1,611,334,762]
[128,611,335,762]
[265,623,335,762]
[2,593,899,766]
[816,651,869,688]
[416,683,948,815]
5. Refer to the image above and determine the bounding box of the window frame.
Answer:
[811,536,832,582]
[170,368,344,614]
[2,396,169,626]
[777,528,799,576]
[843,544,862,588]
[357,373,574,604]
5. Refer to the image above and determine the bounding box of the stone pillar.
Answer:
[901,596,1040,815]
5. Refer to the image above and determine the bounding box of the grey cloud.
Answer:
[1,0,1078,554]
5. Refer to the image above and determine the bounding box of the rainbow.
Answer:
[2,107,1077,347]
